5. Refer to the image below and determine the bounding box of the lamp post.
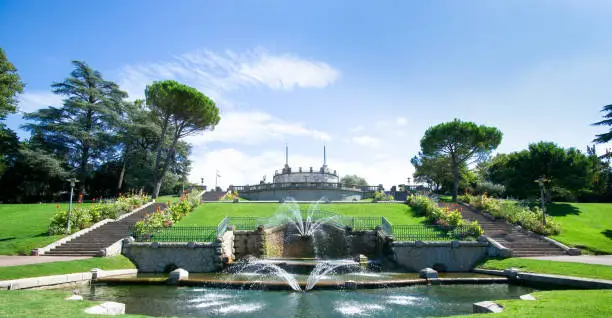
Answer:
[534,176,549,225]
[66,178,79,234]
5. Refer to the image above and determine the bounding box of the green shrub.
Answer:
[406,194,484,240]
[48,193,151,235]
[132,190,202,238]
[48,205,93,235]
[373,191,394,201]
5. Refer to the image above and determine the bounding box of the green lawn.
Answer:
[478,258,612,281]
[546,202,612,254]
[0,255,135,280]
[458,289,612,318]
[0,289,146,318]
[0,203,93,255]
[155,195,181,204]
[178,202,425,226]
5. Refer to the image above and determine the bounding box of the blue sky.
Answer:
[1,0,612,188]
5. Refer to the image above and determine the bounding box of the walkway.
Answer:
[523,255,612,266]
[440,202,567,257]
[0,255,91,267]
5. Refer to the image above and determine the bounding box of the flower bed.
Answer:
[132,190,201,238]
[461,193,560,235]
[406,194,484,239]
[48,192,151,234]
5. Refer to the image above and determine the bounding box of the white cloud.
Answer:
[18,91,63,113]
[185,110,331,146]
[189,148,413,190]
[118,48,340,100]
[396,117,408,126]
[350,135,380,148]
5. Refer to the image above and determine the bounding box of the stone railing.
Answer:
[230,182,368,192]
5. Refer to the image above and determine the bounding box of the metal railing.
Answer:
[382,217,393,235]
[133,226,217,242]
[391,224,473,241]
[217,217,229,237]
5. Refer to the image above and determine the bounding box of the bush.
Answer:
[406,194,484,240]
[48,205,93,235]
[48,192,152,235]
[133,190,201,238]
[473,181,505,197]
[373,191,394,201]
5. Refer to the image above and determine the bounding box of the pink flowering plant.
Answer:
[407,194,484,239]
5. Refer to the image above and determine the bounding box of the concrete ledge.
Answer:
[391,241,489,247]
[33,218,115,256]
[482,236,513,258]
[100,239,124,257]
[0,268,137,290]
[473,267,612,289]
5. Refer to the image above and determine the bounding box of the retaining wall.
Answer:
[239,189,361,201]
[390,240,491,272]
[122,239,223,273]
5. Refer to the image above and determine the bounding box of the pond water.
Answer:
[79,283,534,317]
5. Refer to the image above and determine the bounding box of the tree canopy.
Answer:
[145,80,220,198]
[340,174,369,187]
[592,104,612,144]
[0,48,24,119]
[420,119,502,201]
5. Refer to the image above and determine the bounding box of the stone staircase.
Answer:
[44,202,166,257]
[441,202,566,257]
[201,191,225,202]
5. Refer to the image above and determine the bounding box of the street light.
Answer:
[534,176,549,225]
[66,178,79,234]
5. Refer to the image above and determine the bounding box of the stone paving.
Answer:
[0,255,91,267]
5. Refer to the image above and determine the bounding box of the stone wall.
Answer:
[347,230,380,257]
[264,226,285,257]
[219,231,235,262]
[389,240,490,272]
[122,240,223,273]
[273,171,339,183]
[233,228,265,259]
[240,189,362,201]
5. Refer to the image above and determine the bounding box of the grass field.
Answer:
[155,195,181,204]
[0,255,135,280]
[546,202,612,254]
[478,258,612,281]
[457,289,612,318]
[0,203,93,255]
[0,289,146,318]
[178,202,426,226]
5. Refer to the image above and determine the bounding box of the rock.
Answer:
[567,248,582,256]
[520,294,536,301]
[451,240,461,249]
[65,295,83,301]
[84,301,125,315]
[473,301,503,313]
[168,268,189,284]
[503,267,521,279]
[415,240,425,248]
[419,268,438,279]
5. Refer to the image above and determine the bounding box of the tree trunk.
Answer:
[153,130,180,198]
[117,154,127,194]
[152,116,170,198]
[451,160,459,202]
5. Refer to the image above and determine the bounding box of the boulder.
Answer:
[473,301,503,313]
[419,268,438,279]
[84,301,125,315]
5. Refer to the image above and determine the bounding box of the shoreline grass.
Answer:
[478,258,612,281]
[0,255,135,281]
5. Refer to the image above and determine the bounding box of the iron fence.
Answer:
[217,217,229,237]
[133,226,217,242]
[391,224,474,241]
[381,217,393,235]
[352,217,381,230]
[228,217,264,230]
